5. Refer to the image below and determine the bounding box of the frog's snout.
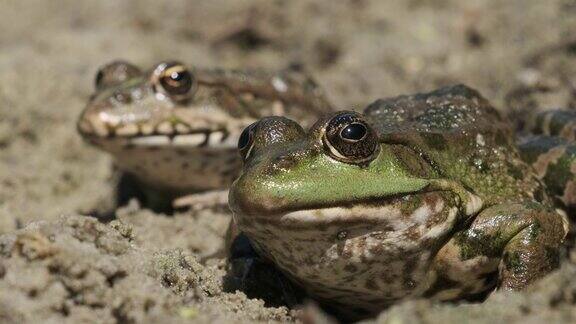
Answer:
[229,175,270,216]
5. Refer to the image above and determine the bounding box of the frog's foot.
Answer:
[172,189,229,211]
[432,203,567,297]
[497,203,567,289]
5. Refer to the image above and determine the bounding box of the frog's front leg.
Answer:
[433,203,567,296]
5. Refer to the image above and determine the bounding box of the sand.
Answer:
[1,0,576,322]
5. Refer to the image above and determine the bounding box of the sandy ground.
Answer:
[1,0,576,323]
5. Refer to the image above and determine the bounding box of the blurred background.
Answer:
[1,1,576,322]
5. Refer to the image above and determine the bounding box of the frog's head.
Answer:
[76,60,252,192]
[230,111,435,216]
[229,112,466,310]
[77,60,239,152]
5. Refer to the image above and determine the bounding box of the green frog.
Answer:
[228,85,571,318]
[77,60,333,208]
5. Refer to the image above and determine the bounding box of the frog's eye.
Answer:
[152,61,198,102]
[323,111,379,164]
[95,61,142,90]
[238,122,257,161]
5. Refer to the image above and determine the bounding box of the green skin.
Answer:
[229,85,569,318]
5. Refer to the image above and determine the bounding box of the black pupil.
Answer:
[161,68,192,95]
[238,127,251,150]
[340,123,367,141]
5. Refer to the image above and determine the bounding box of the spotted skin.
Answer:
[518,110,576,208]
[77,60,333,205]
[229,85,568,319]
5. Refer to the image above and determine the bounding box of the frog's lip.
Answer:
[84,132,237,149]
[232,196,418,229]
[79,119,237,149]
[125,132,233,148]
[230,192,414,222]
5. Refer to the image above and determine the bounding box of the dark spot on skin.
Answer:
[533,186,546,203]
[503,251,525,275]
[181,162,190,169]
[527,222,542,240]
[364,277,379,291]
[404,226,421,241]
[505,161,524,180]
[421,133,448,151]
[403,257,418,276]
[343,264,358,273]
[163,157,172,163]
[176,149,188,157]
[455,228,507,260]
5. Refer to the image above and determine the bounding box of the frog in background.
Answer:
[77,60,333,210]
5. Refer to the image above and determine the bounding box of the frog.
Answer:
[77,60,333,209]
[228,84,571,319]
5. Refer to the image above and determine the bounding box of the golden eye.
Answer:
[152,61,197,102]
[323,111,379,164]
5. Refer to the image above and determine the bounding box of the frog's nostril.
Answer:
[270,155,297,172]
[113,92,132,104]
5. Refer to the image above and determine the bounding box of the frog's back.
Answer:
[364,84,546,206]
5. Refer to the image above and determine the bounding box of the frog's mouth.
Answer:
[123,130,233,149]
[234,195,418,226]
[78,119,238,150]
